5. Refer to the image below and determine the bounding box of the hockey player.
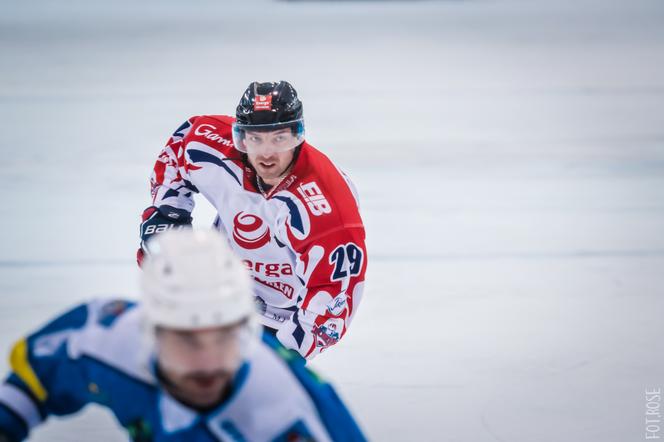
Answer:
[138,81,367,359]
[0,230,366,442]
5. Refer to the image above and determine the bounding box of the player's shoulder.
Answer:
[254,332,331,397]
[298,143,358,197]
[286,142,363,225]
[27,298,137,340]
[242,333,314,398]
[260,330,307,365]
[229,333,329,424]
[181,114,237,156]
[243,333,365,441]
[297,142,341,179]
[49,298,141,351]
[184,114,235,139]
[75,299,155,382]
[27,298,153,383]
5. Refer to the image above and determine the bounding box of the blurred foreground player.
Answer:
[138,81,367,359]
[0,230,366,442]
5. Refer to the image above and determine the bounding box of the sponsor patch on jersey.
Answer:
[254,94,272,111]
[33,331,73,357]
[243,260,293,277]
[313,318,343,349]
[232,212,271,249]
[326,293,347,316]
[193,123,234,147]
[254,277,295,299]
[98,300,131,327]
[297,181,332,216]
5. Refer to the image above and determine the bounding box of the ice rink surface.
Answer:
[1,0,663,440]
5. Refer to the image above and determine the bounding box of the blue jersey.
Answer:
[0,299,366,441]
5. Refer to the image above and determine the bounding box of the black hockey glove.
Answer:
[137,205,192,267]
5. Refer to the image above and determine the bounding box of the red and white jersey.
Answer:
[148,115,367,359]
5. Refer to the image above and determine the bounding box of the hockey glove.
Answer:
[137,206,192,267]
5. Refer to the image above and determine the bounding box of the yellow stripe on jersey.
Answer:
[9,339,48,402]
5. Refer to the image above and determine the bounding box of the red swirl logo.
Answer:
[232,212,271,249]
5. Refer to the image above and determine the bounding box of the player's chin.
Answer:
[258,164,279,178]
[180,375,229,406]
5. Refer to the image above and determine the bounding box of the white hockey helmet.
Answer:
[140,229,259,334]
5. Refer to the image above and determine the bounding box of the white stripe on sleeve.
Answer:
[0,383,42,428]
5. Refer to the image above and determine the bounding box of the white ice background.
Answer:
[1,0,663,440]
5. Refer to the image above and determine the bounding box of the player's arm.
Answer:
[263,333,368,441]
[0,303,97,441]
[276,227,367,359]
[138,118,199,266]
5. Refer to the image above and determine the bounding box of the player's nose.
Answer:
[188,348,226,372]
[256,149,278,160]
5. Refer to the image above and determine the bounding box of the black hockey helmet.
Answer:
[232,81,305,153]
[235,81,303,126]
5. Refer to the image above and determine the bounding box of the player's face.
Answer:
[244,129,297,185]
[156,324,243,408]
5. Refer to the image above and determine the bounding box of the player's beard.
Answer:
[163,369,233,410]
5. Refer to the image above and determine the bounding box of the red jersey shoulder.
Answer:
[184,115,237,157]
[290,143,363,228]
